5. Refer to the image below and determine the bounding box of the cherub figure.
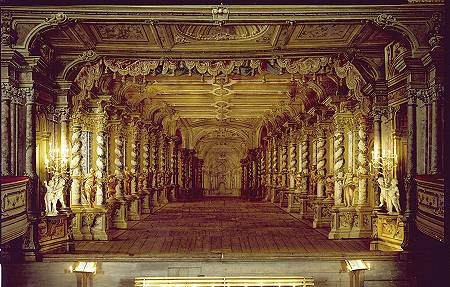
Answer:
[377,177,389,209]
[387,178,401,214]
[44,171,67,216]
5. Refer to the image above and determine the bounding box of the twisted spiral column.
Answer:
[357,120,368,204]
[114,128,125,200]
[316,136,327,198]
[272,138,278,186]
[95,120,107,206]
[130,126,140,196]
[289,134,297,189]
[152,134,159,187]
[142,134,150,191]
[281,137,288,187]
[333,129,345,205]
[300,138,309,195]
[70,121,83,205]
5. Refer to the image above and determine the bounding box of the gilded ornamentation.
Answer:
[81,169,96,206]
[74,61,103,96]
[45,12,70,26]
[296,24,349,40]
[288,136,297,189]
[380,216,404,240]
[114,131,124,198]
[340,212,354,228]
[175,24,269,41]
[333,130,345,205]
[374,13,398,29]
[2,190,26,213]
[96,24,146,40]
[70,124,83,205]
[343,170,358,207]
[130,126,140,195]
[1,11,17,46]
[357,122,368,204]
[95,122,107,205]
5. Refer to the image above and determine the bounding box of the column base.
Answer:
[370,212,404,251]
[127,195,141,221]
[312,197,334,228]
[160,187,169,205]
[278,188,289,208]
[141,193,151,213]
[21,217,39,262]
[113,201,128,229]
[328,206,372,239]
[72,206,113,240]
[287,192,312,219]
[151,188,160,210]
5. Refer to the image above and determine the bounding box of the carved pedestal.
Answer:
[72,206,112,240]
[141,192,151,213]
[269,186,277,203]
[127,195,141,221]
[328,206,372,239]
[313,197,333,228]
[151,188,160,210]
[37,212,72,253]
[160,186,169,205]
[113,200,128,229]
[286,192,301,213]
[370,213,404,251]
[286,192,310,219]
[278,188,289,208]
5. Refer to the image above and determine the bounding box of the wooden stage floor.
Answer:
[59,198,371,257]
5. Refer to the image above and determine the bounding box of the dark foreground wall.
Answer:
[3,253,414,287]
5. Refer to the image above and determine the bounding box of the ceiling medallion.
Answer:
[175,24,269,41]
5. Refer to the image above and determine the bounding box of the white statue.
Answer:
[343,170,358,207]
[387,178,401,214]
[377,177,389,209]
[44,172,67,216]
[377,177,401,214]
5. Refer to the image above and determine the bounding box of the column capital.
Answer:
[20,87,37,104]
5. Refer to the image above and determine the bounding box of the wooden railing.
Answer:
[415,175,444,242]
[0,176,29,244]
[135,277,314,287]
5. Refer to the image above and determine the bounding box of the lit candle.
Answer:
[45,156,49,168]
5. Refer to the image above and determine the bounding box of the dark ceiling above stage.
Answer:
[2,0,408,6]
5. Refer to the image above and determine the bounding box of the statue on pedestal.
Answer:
[388,178,401,214]
[325,175,334,200]
[138,173,146,194]
[377,177,401,214]
[44,171,67,216]
[123,167,132,196]
[343,170,358,207]
[107,174,118,200]
[82,168,96,206]
[377,177,389,209]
